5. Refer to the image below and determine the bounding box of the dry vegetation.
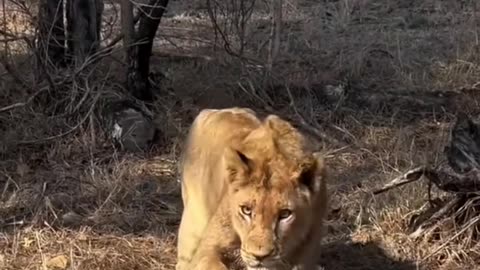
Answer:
[2,0,480,269]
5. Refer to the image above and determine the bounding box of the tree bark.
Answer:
[127,0,169,102]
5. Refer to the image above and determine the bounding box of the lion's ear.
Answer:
[223,146,253,184]
[298,152,326,194]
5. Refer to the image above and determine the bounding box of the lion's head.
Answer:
[222,115,327,269]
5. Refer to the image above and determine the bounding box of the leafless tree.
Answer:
[122,0,169,102]
[36,0,103,72]
[66,0,104,65]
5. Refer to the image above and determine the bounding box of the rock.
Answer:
[100,99,159,152]
[62,211,84,227]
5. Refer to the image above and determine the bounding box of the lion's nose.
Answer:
[251,247,275,261]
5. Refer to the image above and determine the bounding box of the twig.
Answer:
[372,166,426,195]
[205,0,242,58]
[17,93,101,145]
[0,87,48,113]
[204,0,259,66]
[71,77,94,114]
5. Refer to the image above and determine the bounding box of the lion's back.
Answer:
[191,107,261,144]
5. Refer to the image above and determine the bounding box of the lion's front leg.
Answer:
[192,252,229,270]
[188,215,239,270]
[295,225,326,270]
[296,193,329,270]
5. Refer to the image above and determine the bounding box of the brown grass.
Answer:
[2,0,480,269]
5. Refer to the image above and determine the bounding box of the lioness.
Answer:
[176,107,329,270]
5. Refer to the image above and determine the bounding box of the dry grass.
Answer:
[2,0,480,269]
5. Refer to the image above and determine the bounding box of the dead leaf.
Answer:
[46,255,68,269]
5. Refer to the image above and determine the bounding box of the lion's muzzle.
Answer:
[241,244,279,269]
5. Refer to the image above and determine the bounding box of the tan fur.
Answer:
[175,107,329,270]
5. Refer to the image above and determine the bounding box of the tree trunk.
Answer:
[121,0,135,88]
[36,0,66,71]
[127,0,169,103]
[267,0,282,72]
[66,0,104,66]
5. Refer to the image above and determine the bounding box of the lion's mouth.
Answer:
[246,265,290,270]
[240,249,286,270]
[242,258,270,269]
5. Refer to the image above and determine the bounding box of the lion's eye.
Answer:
[240,205,252,216]
[278,209,292,220]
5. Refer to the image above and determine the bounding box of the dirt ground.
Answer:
[2,0,480,269]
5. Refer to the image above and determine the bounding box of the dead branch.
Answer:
[372,166,426,195]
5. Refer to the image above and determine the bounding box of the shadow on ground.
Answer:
[318,240,418,270]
